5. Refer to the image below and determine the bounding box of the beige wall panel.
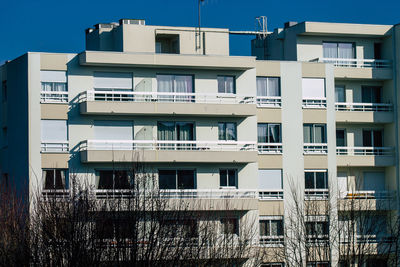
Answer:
[304,155,328,169]
[41,104,69,120]
[256,108,282,123]
[334,67,392,80]
[41,153,69,169]
[258,201,284,215]
[302,62,325,77]
[257,155,283,168]
[255,61,281,76]
[303,109,327,123]
[40,54,68,70]
[337,155,395,167]
[335,111,394,123]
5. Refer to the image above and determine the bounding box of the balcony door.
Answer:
[323,42,355,59]
[158,122,194,149]
[303,124,326,144]
[157,75,194,102]
[361,86,382,103]
[362,172,385,191]
[362,129,383,147]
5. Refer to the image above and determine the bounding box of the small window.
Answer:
[362,129,383,147]
[256,77,280,97]
[258,123,281,143]
[42,169,69,190]
[336,129,346,147]
[361,86,382,103]
[306,262,330,267]
[158,170,196,190]
[219,169,237,188]
[335,85,345,103]
[303,124,326,144]
[306,221,329,237]
[217,76,235,94]
[97,170,132,190]
[155,34,180,54]
[221,218,239,235]
[218,122,237,141]
[305,171,328,190]
[259,218,283,237]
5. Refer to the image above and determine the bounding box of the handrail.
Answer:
[256,96,282,108]
[336,146,394,156]
[304,143,328,154]
[312,58,392,69]
[79,90,256,105]
[80,140,257,152]
[159,189,258,199]
[258,143,283,154]
[305,189,329,199]
[335,102,393,112]
[259,235,284,246]
[259,190,284,200]
[41,141,69,152]
[302,98,327,108]
[40,91,68,103]
[42,189,70,199]
[342,190,396,200]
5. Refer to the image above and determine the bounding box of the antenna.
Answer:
[255,16,268,39]
[196,0,205,54]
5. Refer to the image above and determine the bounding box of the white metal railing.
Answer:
[335,102,393,112]
[302,99,327,108]
[259,236,284,246]
[41,142,69,152]
[256,96,282,108]
[159,189,258,199]
[336,147,394,156]
[80,140,257,152]
[40,91,68,103]
[80,91,255,105]
[258,143,283,154]
[356,235,393,244]
[311,58,392,69]
[42,189,70,199]
[95,189,134,199]
[304,143,328,154]
[259,190,284,200]
[305,189,329,199]
[342,190,396,200]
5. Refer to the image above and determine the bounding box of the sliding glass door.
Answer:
[158,122,194,149]
[157,75,194,102]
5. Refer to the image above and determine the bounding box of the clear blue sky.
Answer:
[1,0,400,63]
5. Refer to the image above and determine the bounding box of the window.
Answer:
[163,219,198,239]
[374,43,382,60]
[1,80,6,102]
[361,86,382,103]
[303,124,326,143]
[258,170,283,191]
[335,85,345,103]
[42,169,68,190]
[258,123,281,143]
[357,215,387,237]
[336,129,346,147]
[261,264,284,267]
[218,76,235,94]
[305,171,328,190]
[306,262,329,267]
[158,170,196,190]
[362,129,383,147]
[155,34,179,54]
[256,77,280,97]
[302,78,325,100]
[93,72,133,91]
[96,170,132,190]
[41,120,68,152]
[96,217,135,240]
[363,172,385,191]
[157,75,194,101]
[306,221,329,238]
[219,169,237,188]
[40,71,67,102]
[158,122,194,141]
[218,122,237,141]
[323,42,355,59]
[94,121,133,140]
[221,218,239,235]
[259,218,283,237]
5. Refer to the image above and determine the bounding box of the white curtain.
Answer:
[338,43,354,59]
[314,125,325,143]
[158,122,175,140]
[226,123,236,141]
[268,124,280,143]
[257,124,268,143]
[267,77,280,96]
[175,75,193,102]
[323,43,338,58]
[256,78,267,96]
[335,86,345,102]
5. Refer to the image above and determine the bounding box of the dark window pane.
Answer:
[219,170,227,187]
[218,123,225,140]
[177,170,195,189]
[336,130,345,147]
[257,124,268,143]
[259,220,267,236]
[362,130,372,147]
[44,170,55,189]
[226,123,237,141]
[268,124,281,143]
[98,171,114,189]
[114,170,130,189]
[54,170,64,189]
[159,170,176,189]
[316,172,327,189]
[221,218,238,235]
[217,76,225,93]
[228,169,236,187]
[305,172,314,189]
[373,130,383,147]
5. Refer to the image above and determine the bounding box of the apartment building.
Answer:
[1,18,400,266]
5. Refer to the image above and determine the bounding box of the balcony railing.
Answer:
[356,235,393,244]
[302,99,327,108]
[258,143,283,154]
[259,236,284,246]
[80,140,257,152]
[311,58,392,69]
[79,91,255,105]
[256,96,282,108]
[336,147,394,156]
[341,190,396,200]
[335,102,393,112]
[304,143,328,154]
[159,189,258,199]
[42,189,70,199]
[41,141,69,153]
[305,189,329,199]
[40,91,69,103]
[95,189,134,199]
[259,190,284,200]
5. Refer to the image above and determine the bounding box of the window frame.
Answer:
[335,85,346,103]
[256,77,281,97]
[218,122,237,141]
[336,128,347,147]
[258,123,282,143]
[157,121,196,141]
[220,217,239,235]
[362,128,383,147]
[219,169,238,189]
[42,169,69,190]
[259,217,284,237]
[96,170,133,190]
[217,75,236,94]
[158,169,197,190]
[322,41,356,59]
[305,170,328,190]
[303,124,327,144]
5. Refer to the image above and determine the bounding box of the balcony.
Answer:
[79,91,256,117]
[259,190,283,200]
[40,91,69,103]
[302,99,327,109]
[336,147,395,167]
[341,190,396,200]
[258,143,283,154]
[41,142,69,153]
[310,58,392,79]
[42,189,70,199]
[259,236,284,246]
[256,96,281,108]
[335,102,393,123]
[304,143,328,154]
[305,189,329,199]
[80,140,257,163]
